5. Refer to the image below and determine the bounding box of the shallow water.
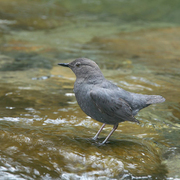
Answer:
[0,0,180,179]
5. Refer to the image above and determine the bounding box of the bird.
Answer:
[58,58,165,145]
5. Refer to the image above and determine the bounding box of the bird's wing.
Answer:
[90,88,139,123]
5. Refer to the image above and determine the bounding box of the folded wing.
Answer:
[90,88,139,123]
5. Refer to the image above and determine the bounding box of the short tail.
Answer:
[146,95,165,105]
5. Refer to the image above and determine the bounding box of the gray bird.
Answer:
[58,58,165,145]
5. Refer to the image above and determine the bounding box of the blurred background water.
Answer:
[0,0,180,179]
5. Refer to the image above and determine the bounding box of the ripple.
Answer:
[43,118,67,125]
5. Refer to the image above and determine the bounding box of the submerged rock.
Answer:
[0,52,52,71]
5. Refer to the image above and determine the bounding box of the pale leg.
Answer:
[92,123,106,141]
[100,124,118,145]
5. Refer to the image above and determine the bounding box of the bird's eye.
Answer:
[75,62,81,67]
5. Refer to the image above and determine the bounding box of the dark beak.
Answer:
[58,63,69,67]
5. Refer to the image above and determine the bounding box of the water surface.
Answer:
[0,0,180,179]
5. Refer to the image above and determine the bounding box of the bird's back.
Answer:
[90,80,165,115]
[100,80,165,116]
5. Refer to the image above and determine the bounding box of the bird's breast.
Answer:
[74,83,103,120]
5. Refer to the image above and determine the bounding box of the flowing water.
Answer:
[0,0,180,179]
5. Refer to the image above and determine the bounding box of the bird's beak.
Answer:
[58,63,69,67]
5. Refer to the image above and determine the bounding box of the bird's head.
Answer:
[58,58,104,81]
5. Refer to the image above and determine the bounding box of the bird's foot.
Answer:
[97,142,105,146]
[92,135,99,141]
[91,137,106,146]
[97,140,110,146]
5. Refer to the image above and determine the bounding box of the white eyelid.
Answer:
[76,62,81,67]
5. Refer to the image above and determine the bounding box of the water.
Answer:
[0,0,180,179]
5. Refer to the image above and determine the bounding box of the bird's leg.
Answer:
[100,124,118,145]
[92,123,106,141]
